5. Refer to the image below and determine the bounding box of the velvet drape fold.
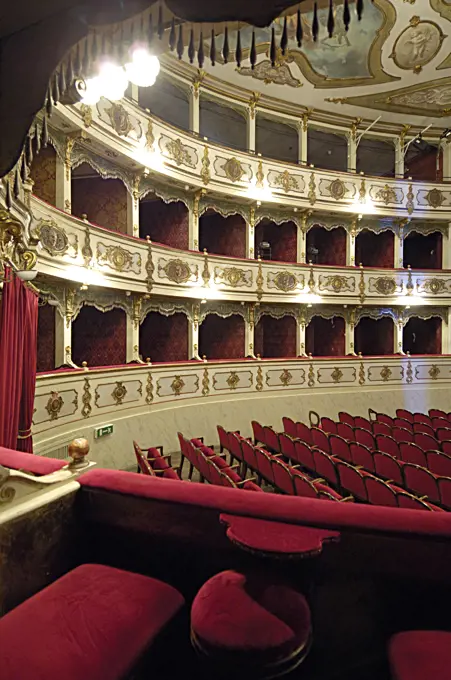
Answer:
[0,268,38,451]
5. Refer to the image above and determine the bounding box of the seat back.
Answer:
[293,440,315,471]
[429,409,447,420]
[206,458,224,486]
[397,492,437,512]
[282,416,297,439]
[320,417,337,435]
[312,449,338,487]
[399,442,427,467]
[414,413,431,426]
[376,413,394,427]
[432,417,450,431]
[241,439,258,473]
[251,420,265,445]
[438,477,451,509]
[350,442,375,472]
[339,411,354,427]
[403,463,440,503]
[272,458,295,494]
[373,422,392,436]
[336,461,368,501]
[394,418,413,433]
[426,450,451,478]
[376,434,399,459]
[279,432,296,462]
[133,441,153,475]
[413,422,435,437]
[373,452,404,485]
[365,476,398,507]
[436,427,451,442]
[441,440,451,456]
[311,427,330,453]
[264,426,280,453]
[254,446,275,484]
[337,422,355,441]
[396,409,414,423]
[392,427,413,444]
[217,425,230,453]
[296,421,312,445]
[292,471,319,499]
[414,432,438,451]
[355,416,372,432]
[330,434,352,462]
[228,432,244,463]
[355,428,375,450]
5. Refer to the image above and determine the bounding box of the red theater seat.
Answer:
[0,564,185,680]
[389,630,451,680]
[190,570,312,678]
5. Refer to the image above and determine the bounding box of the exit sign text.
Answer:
[95,424,114,439]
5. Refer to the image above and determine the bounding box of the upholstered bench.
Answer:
[191,569,311,679]
[0,563,185,680]
[389,630,451,680]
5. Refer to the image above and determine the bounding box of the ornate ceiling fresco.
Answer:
[172,0,451,124]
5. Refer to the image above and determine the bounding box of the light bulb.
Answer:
[97,62,128,101]
[125,49,160,88]
[79,76,102,105]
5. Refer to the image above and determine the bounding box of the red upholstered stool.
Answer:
[0,563,185,680]
[389,630,451,680]
[191,570,312,679]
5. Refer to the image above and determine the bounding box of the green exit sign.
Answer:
[94,424,114,439]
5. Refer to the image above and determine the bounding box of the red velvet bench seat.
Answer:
[389,630,451,680]
[0,563,185,680]
[191,569,311,679]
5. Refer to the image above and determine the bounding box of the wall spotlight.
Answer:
[16,270,37,281]
[441,128,451,139]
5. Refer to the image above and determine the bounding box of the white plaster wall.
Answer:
[35,384,451,471]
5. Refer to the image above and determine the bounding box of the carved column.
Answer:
[247,93,259,153]
[443,228,450,269]
[245,304,256,357]
[127,295,142,362]
[55,289,77,368]
[347,130,357,173]
[189,72,203,134]
[345,307,356,356]
[189,189,202,250]
[246,207,256,258]
[127,174,140,237]
[443,309,451,354]
[189,303,201,360]
[394,137,404,179]
[442,140,451,182]
[395,312,405,355]
[129,83,139,103]
[297,212,309,264]
[297,306,307,357]
[55,142,73,213]
[346,217,357,266]
[297,112,309,165]
[394,220,406,268]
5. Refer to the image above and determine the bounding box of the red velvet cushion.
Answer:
[0,564,185,680]
[389,630,451,680]
[220,514,339,556]
[0,446,66,475]
[191,570,311,664]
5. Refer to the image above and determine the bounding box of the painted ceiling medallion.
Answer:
[237,60,301,88]
[106,103,133,137]
[45,392,64,420]
[390,17,445,74]
[426,188,445,208]
[222,157,244,183]
[328,179,346,201]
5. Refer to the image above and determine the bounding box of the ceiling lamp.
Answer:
[79,61,128,105]
[125,48,160,88]
[78,76,102,105]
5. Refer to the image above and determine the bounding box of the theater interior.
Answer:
[2,0,451,677]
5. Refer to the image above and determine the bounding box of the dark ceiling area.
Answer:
[1,0,326,179]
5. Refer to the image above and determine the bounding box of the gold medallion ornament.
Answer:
[426,188,445,209]
[375,184,397,205]
[256,365,264,392]
[222,267,247,287]
[273,171,299,194]
[200,146,211,185]
[227,372,240,390]
[106,103,133,137]
[328,179,346,201]
[163,258,192,284]
[256,161,264,189]
[166,138,193,167]
[422,278,447,295]
[36,219,69,256]
[279,369,292,387]
[45,392,64,420]
[145,120,155,149]
[372,277,397,296]
[146,373,154,404]
[112,382,127,405]
[222,157,244,183]
[273,271,298,292]
[429,365,440,380]
[318,275,355,294]
[331,367,343,384]
[171,376,185,396]
[380,366,392,382]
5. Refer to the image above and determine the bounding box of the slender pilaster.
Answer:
[443,228,450,269]
[189,189,203,250]
[190,303,201,359]
[297,112,309,165]
[55,290,77,367]
[246,207,255,258]
[246,304,256,357]
[395,315,405,355]
[394,137,404,179]
[394,220,406,268]
[443,309,451,354]
[189,72,203,134]
[55,152,71,213]
[297,213,309,264]
[297,306,307,357]
[130,83,139,103]
[246,93,259,153]
[127,179,140,237]
[443,141,451,182]
[347,132,357,173]
[127,296,142,362]
[345,308,356,355]
[346,218,357,266]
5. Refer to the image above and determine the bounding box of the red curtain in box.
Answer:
[306,316,345,356]
[306,226,346,266]
[255,219,297,262]
[72,173,127,233]
[37,304,55,372]
[355,230,394,268]
[199,314,244,360]
[0,268,38,451]
[139,312,188,362]
[403,232,442,270]
[139,199,189,250]
[254,315,296,358]
[403,317,442,355]
[199,211,246,258]
[72,306,126,367]
[354,317,394,356]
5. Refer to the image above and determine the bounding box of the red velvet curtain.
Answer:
[0,268,38,451]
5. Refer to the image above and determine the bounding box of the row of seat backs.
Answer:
[313,410,451,440]
[178,433,261,492]
[133,442,180,480]
[217,426,344,502]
